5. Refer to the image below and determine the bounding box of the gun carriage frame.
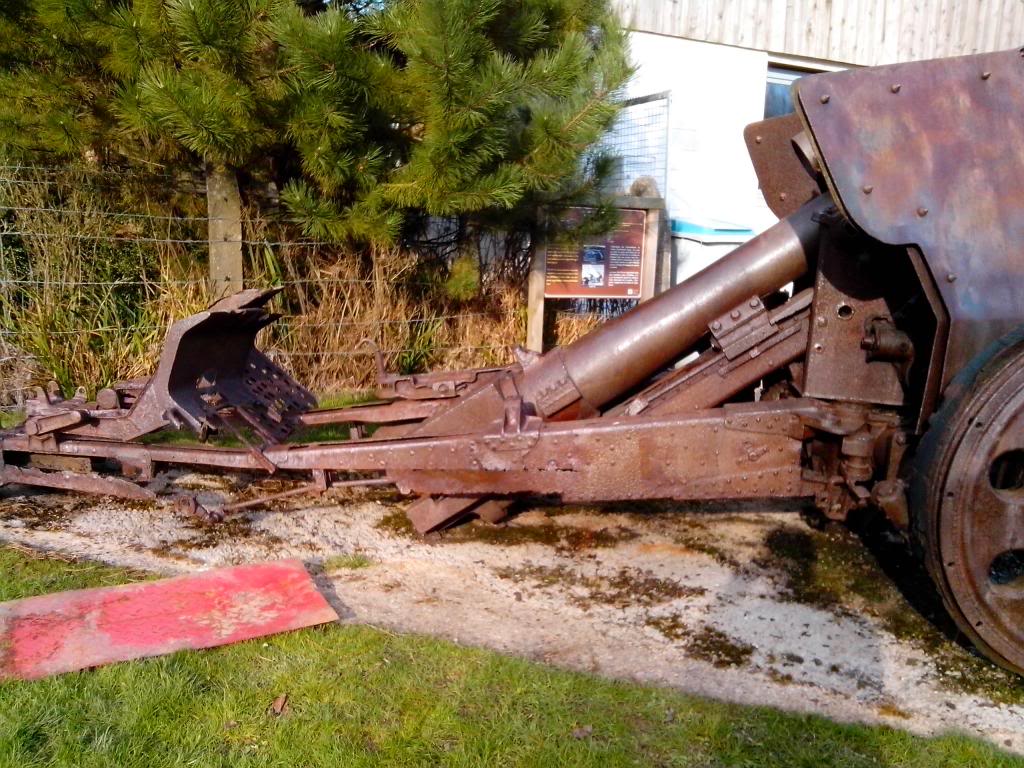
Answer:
[4,49,1024,673]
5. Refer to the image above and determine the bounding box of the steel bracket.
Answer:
[709,296,776,361]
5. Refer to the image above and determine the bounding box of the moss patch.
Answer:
[646,614,690,642]
[0,497,80,531]
[759,524,901,611]
[374,507,641,553]
[168,515,283,552]
[324,553,374,571]
[673,529,742,568]
[441,519,639,552]
[687,626,756,669]
[374,508,418,538]
[496,564,704,610]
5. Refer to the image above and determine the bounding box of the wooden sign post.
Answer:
[527,197,667,353]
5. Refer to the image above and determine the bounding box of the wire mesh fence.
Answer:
[597,92,670,198]
[0,166,522,411]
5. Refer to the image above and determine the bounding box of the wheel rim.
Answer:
[938,366,1024,672]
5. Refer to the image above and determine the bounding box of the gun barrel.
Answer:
[521,194,830,416]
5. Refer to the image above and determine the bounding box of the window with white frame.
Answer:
[764,66,812,119]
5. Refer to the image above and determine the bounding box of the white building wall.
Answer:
[623,32,778,235]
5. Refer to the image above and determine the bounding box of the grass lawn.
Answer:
[0,547,1021,768]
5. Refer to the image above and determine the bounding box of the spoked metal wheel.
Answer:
[914,332,1024,674]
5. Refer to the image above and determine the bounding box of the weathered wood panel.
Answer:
[612,0,1024,66]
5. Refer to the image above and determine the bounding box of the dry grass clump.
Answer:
[236,207,524,392]
[0,168,209,401]
[553,310,605,346]
[261,247,430,392]
[248,240,523,393]
[0,332,38,410]
[434,282,524,371]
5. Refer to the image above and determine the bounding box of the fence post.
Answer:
[526,240,547,353]
[206,164,243,298]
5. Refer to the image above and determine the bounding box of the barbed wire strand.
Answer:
[0,313,497,335]
[0,204,322,226]
[0,343,511,357]
[0,229,360,246]
[0,277,445,287]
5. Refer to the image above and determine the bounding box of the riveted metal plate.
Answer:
[744,113,822,219]
[797,48,1024,385]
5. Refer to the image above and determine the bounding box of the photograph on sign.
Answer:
[544,208,646,299]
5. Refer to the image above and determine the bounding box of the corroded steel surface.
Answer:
[797,48,1024,390]
[0,465,155,501]
[743,113,822,219]
[386,401,813,502]
[0,560,338,680]
[298,400,443,426]
[802,221,907,406]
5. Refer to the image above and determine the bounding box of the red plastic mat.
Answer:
[0,559,338,680]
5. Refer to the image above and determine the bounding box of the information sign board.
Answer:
[543,208,647,299]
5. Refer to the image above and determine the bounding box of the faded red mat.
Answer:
[0,559,339,680]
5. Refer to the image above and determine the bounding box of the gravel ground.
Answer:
[1,472,1023,752]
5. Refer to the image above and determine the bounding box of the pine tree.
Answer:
[0,0,121,159]
[272,1,404,240]
[0,0,630,245]
[284,0,631,242]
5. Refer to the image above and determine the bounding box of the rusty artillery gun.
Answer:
[3,48,1024,673]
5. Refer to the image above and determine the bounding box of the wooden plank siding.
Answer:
[611,0,1024,66]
